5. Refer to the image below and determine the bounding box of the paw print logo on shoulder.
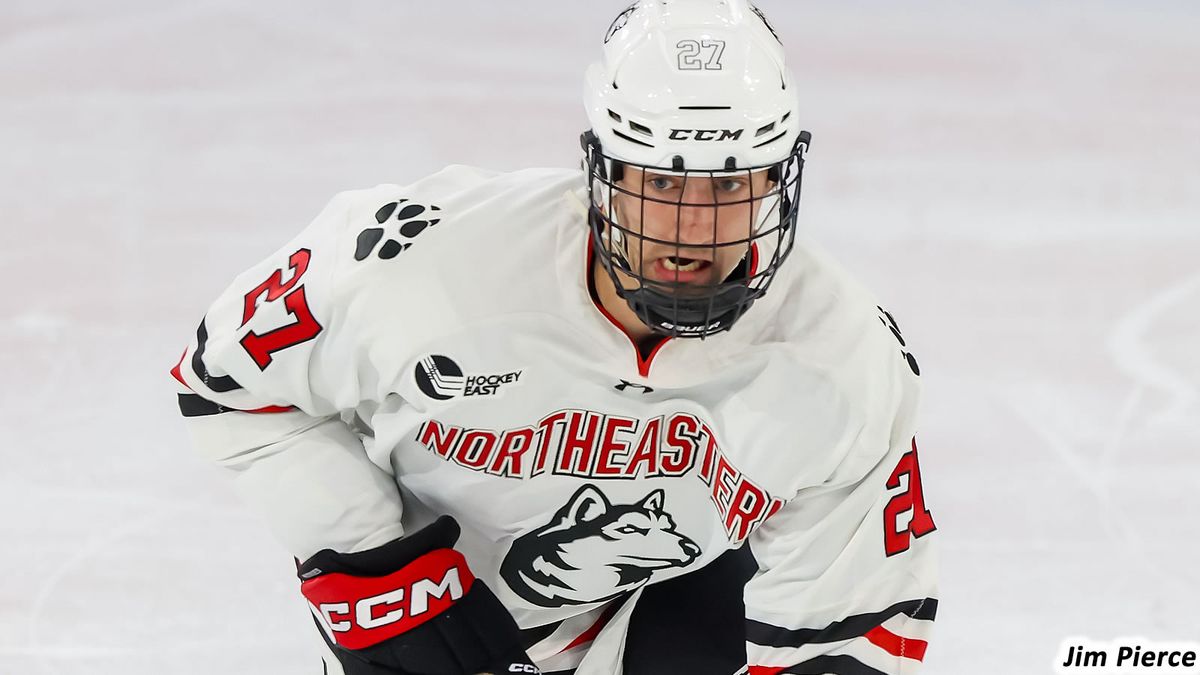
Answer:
[355,199,442,261]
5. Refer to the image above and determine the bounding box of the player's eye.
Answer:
[647,176,676,191]
[717,178,747,193]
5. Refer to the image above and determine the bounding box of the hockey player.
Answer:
[172,2,938,674]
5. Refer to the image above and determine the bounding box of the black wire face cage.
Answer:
[582,130,810,339]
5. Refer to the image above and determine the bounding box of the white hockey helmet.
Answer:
[584,0,802,170]
[582,0,811,338]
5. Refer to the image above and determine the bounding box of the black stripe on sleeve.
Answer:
[746,598,937,649]
[178,393,231,417]
[519,621,562,650]
[192,318,243,393]
[776,655,888,675]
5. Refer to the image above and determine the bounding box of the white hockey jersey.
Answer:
[173,165,938,674]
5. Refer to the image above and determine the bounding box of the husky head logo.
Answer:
[500,484,701,608]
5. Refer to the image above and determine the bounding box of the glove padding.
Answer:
[299,516,538,675]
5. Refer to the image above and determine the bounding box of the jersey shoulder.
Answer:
[308,163,584,292]
[757,240,923,481]
[330,165,587,343]
[175,166,583,414]
[771,240,919,374]
[337,165,583,267]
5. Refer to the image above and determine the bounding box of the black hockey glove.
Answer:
[299,516,539,675]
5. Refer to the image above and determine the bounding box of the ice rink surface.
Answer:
[2,1,1197,673]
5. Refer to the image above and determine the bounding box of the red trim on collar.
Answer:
[584,237,670,378]
[584,240,761,376]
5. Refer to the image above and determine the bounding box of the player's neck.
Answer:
[591,260,658,345]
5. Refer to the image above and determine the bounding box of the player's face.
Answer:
[611,167,774,289]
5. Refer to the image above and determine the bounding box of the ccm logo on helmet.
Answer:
[668,128,744,142]
[316,568,464,633]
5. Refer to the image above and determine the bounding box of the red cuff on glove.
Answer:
[302,548,477,650]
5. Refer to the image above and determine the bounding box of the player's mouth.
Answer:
[651,256,713,283]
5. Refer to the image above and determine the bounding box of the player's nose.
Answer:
[673,184,720,243]
[672,205,717,243]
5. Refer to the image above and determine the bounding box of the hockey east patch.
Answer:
[413,354,522,401]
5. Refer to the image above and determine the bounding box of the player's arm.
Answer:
[172,189,537,674]
[743,370,938,674]
[172,189,407,557]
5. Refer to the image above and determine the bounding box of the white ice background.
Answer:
[1,1,1198,674]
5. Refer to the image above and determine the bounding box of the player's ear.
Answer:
[762,166,781,191]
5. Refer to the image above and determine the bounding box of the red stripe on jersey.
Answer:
[865,625,928,661]
[301,548,476,651]
[245,404,296,414]
[559,601,621,654]
[748,666,785,675]
[170,349,191,390]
